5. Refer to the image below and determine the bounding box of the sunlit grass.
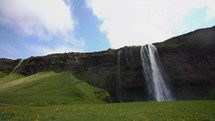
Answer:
[0,100,215,121]
[0,72,110,105]
[0,73,24,84]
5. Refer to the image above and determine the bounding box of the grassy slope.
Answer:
[0,72,110,105]
[0,72,7,79]
[0,101,214,121]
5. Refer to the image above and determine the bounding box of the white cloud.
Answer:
[204,0,215,21]
[0,0,74,38]
[0,0,86,56]
[30,43,85,56]
[25,35,86,56]
[86,0,215,48]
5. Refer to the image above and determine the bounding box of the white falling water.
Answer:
[10,59,24,74]
[117,50,122,102]
[140,44,173,101]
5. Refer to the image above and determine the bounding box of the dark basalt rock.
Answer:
[155,26,215,100]
[1,26,215,101]
[0,58,22,73]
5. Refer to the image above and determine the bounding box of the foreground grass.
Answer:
[0,100,215,121]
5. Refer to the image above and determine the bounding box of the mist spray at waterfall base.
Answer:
[140,44,173,101]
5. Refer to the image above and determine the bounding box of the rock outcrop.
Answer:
[1,26,215,101]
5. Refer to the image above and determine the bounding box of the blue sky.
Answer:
[0,0,215,59]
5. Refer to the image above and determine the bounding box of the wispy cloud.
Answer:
[86,0,215,48]
[0,0,86,57]
[0,42,20,58]
[204,0,215,21]
[0,0,74,38]
[28,36,86,56]
[30,44,84,56]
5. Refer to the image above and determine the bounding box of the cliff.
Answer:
[155,26,215,100]
[1,26,215,102]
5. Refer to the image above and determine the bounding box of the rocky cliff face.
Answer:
[155,26,215,100]
[1,26,215,101]
[0,58,22,73]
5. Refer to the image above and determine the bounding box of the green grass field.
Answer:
[0,72,214,120]
[0,72,110,105]
[0,101,215,121]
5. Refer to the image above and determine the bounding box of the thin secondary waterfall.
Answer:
[117,50,122,102]
[140,44,173,101]
[10,59,24,74]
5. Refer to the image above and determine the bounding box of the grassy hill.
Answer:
[0,71,111,105]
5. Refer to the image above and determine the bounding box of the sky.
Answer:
[0,0,215,59]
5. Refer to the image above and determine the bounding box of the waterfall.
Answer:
[140,44,173,101]
[10,59,24,74]
[117,50,122,102]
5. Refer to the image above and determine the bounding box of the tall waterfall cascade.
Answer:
[10,59,24,74]
[117,50,122,102]
[140,44,173,101]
